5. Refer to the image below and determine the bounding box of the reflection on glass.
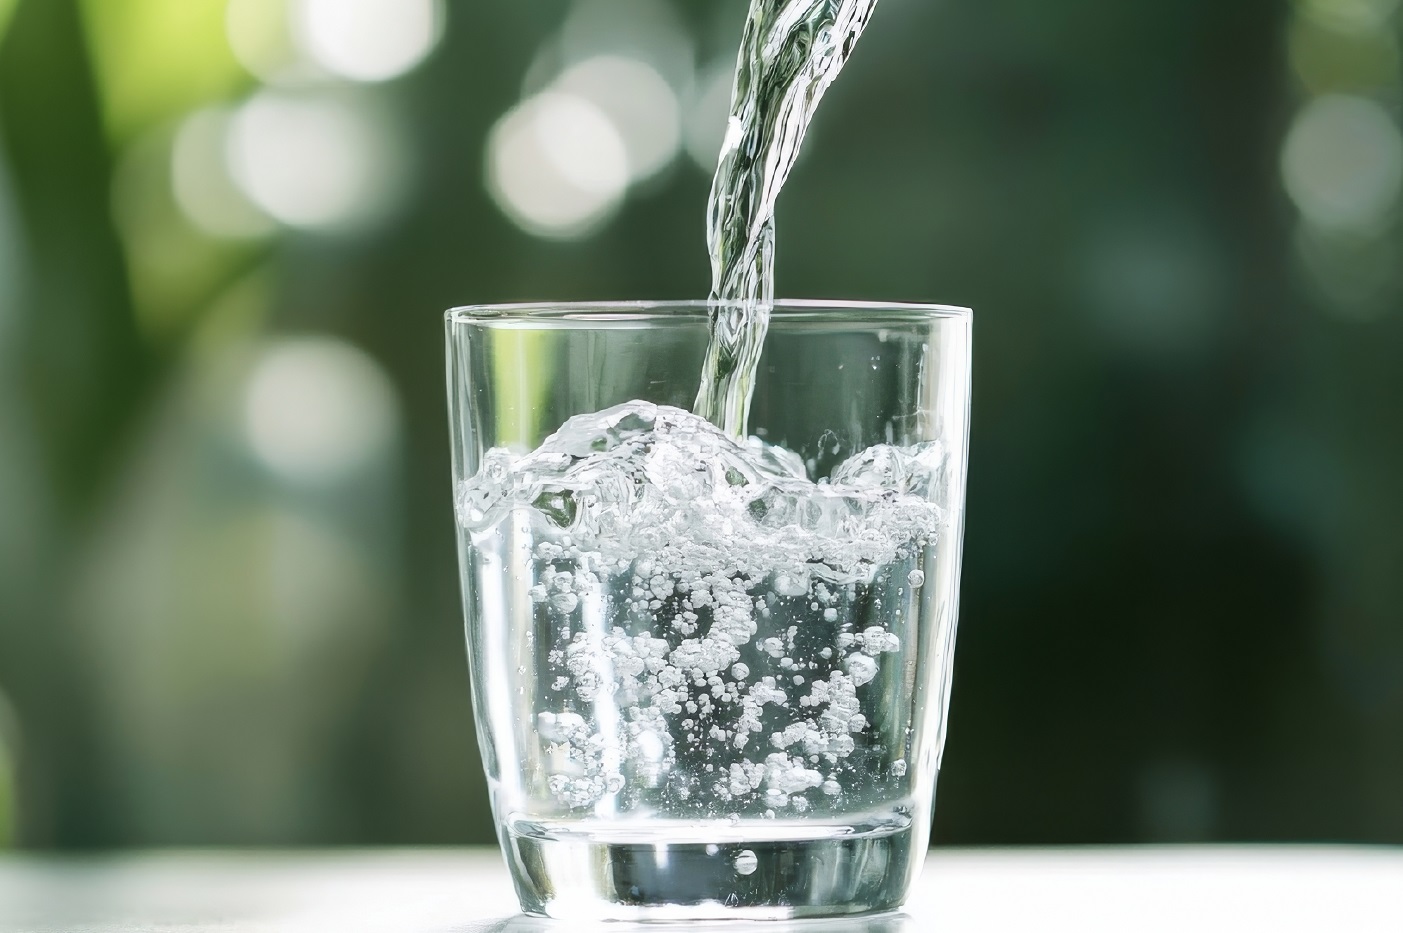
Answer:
[485,911,915,933]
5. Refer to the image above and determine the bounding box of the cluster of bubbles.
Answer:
[461,402,945,815]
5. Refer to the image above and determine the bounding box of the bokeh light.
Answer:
[1295,0,1402,34]
[225,0,300,84]
[6,0,1403,858]
[227,91,399,231]
[292,0,444,83]
[1281,94,1403,231]
[171,108,275,239]
[560,0,694,91]
[243,337,399,485]
[1288,15,1400,96]
[685,62,734,173]
[486,92,629,239]
[556,56,681,184]
[489,0,701,237]
[1293,223,1400,318]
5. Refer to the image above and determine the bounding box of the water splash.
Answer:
[460,402,945,813]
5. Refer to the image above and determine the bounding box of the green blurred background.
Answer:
[0,0,1400,850]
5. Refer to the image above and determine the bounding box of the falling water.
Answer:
[693,0,882,437]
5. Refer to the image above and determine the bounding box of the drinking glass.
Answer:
[446,300,971,920]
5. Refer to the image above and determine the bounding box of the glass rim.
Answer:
[445,298,972,324]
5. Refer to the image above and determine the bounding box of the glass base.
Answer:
[502,810,920,920]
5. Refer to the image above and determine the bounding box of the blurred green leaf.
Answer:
[0,0,151,515]
[80,0,268,347]
[0,0,17,43]
[0,0,147,847]
[111,125,270,344]
[80,0,251,143]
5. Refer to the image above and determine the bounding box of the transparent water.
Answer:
[506,814,916,917]
[695,0,881,437]
[459,0,907,917]
[458,401,952,916]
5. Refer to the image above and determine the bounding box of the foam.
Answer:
[461,401,946,812]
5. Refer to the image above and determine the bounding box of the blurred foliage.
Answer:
[81,0,250,143]
[0,0,1400,851]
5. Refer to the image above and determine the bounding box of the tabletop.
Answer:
[0,847,1399,932]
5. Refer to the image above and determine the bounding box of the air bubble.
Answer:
[458,401,947,815]
[846,653,879,686]
[774,570,810,597]
[734,849,759,875]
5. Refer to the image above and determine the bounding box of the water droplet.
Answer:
[734,849,759,875]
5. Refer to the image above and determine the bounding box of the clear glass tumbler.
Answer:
[446,301,971,920]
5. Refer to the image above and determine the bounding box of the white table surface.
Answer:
[1,847,1399,932]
